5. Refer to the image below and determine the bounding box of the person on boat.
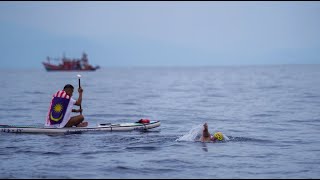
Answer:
[199,122,224,142]
[45,84,88,128]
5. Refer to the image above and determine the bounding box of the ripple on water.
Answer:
[125,146,159,151]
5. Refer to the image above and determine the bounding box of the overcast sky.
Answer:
[0,1,320,69]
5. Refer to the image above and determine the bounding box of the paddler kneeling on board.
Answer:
[199,123,224,142]
[45,84,88,128]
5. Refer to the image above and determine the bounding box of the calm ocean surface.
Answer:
[0,65,320,178]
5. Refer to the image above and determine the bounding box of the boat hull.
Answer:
[42,62,99,71]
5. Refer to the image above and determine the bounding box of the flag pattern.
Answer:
[45,90,74,128]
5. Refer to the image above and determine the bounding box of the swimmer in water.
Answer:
[199,122,224,142]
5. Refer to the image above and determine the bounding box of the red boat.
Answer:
[42,52,100,71]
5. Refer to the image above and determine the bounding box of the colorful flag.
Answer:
[45,90,75,128]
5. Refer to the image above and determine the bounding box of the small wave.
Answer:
[5,146,18,149]
[142,94,161,98]
[102,136,139,144]
[251,113,274,117]
[302,92,319,98]
[81,150,109,155]
[15,150,62,155]
[23,91,45,95]
[116,166,130,170]
[149,158,189,165]
[257,85,280,90]
[0,107,30,111]
[226,136,273,143]
[125,146,159,151]
[119,102,137,105]
[112,165,177,174]
[287,119,319,123]
[207,94,225,98]
[42,151,61,155]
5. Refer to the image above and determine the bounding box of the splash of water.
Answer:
[176,123,230,142]
[222,133,230,141]
[176,124,203,142]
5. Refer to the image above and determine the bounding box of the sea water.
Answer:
[0,65,320,178]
